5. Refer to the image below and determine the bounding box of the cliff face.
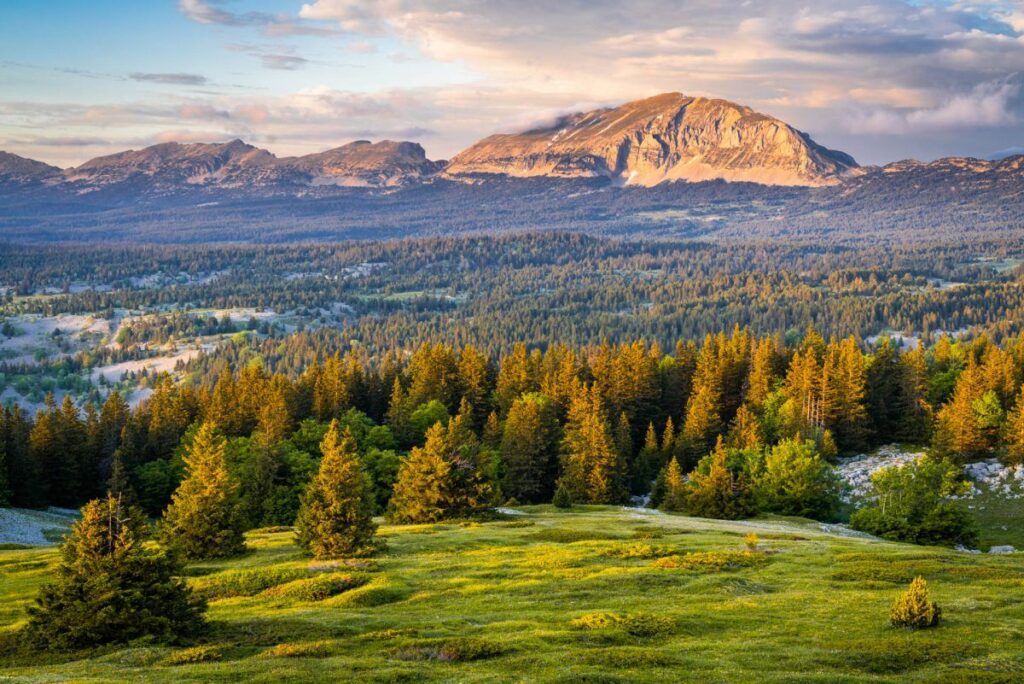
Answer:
[445,93,858,187]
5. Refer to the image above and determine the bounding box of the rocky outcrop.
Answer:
[445,93,858,187]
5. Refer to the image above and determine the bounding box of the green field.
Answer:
[2,507,1023,683]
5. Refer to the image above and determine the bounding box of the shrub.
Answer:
[604,543,674,559]
[850,456,977,547]
[652,550,767,572]
[751,438,842,520]
[162,645,222,666]
[259,641,331,659]
[890,577,941,628]
[569,613,674,638]
[744,533,760,551]
[262,573,366,602]
[571,613,622,630]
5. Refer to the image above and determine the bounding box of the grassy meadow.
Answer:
[1,506,1023,683]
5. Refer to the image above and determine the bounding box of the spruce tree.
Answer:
[388,422,452,523]
[294,422,377,558]
[159,422,246,560]
[558,384,627,504]
[24,494,205,650]
[685,438,757,520]
[659,457,687,512]
[501,394,560,503]
[631,422,663,493]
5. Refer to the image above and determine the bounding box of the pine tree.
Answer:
[294,422,377,558]
[501,394,560,503]
[659,457,687,512]
[24,494,206,649]
[159,422,246,560]
[558,384,627,504]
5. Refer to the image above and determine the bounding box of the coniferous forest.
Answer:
[3,227,1024,682]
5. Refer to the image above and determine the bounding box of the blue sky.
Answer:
[1,1,1022,166]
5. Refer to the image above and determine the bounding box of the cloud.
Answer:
[10,1,1024,165]
[844,77,1022,134]
[177,0,341,36]
[130,72,209,86]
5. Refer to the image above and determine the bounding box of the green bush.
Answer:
[850,456,977,547]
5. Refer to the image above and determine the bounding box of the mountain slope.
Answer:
[0,151,62,187]
[445,93,857,187]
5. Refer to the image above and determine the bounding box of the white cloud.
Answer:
[845,78,1021,134]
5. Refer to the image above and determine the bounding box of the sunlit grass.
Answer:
[2,506,1024,682]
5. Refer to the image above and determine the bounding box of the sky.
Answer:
[1,0,1023,167]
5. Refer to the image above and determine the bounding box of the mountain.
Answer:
[0,151,62,187]
[64,139,276,192]
[283,140,444,187]
[60,139,441,194]
[444,93,858,187]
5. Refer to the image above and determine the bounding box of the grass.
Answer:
[1,506,1024,682]
[970,488,1024,550]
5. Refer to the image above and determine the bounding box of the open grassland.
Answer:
[2,507,1024,683]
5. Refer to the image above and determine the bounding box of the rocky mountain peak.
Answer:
[445,92,857,187]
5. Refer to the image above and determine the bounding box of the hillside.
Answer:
[1,506,1022,682]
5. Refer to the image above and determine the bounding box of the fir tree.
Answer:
[159,422,246,560]
[24,494,205,650]
[294,422,377,558]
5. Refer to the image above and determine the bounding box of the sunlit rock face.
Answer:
[445,93,858,187]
